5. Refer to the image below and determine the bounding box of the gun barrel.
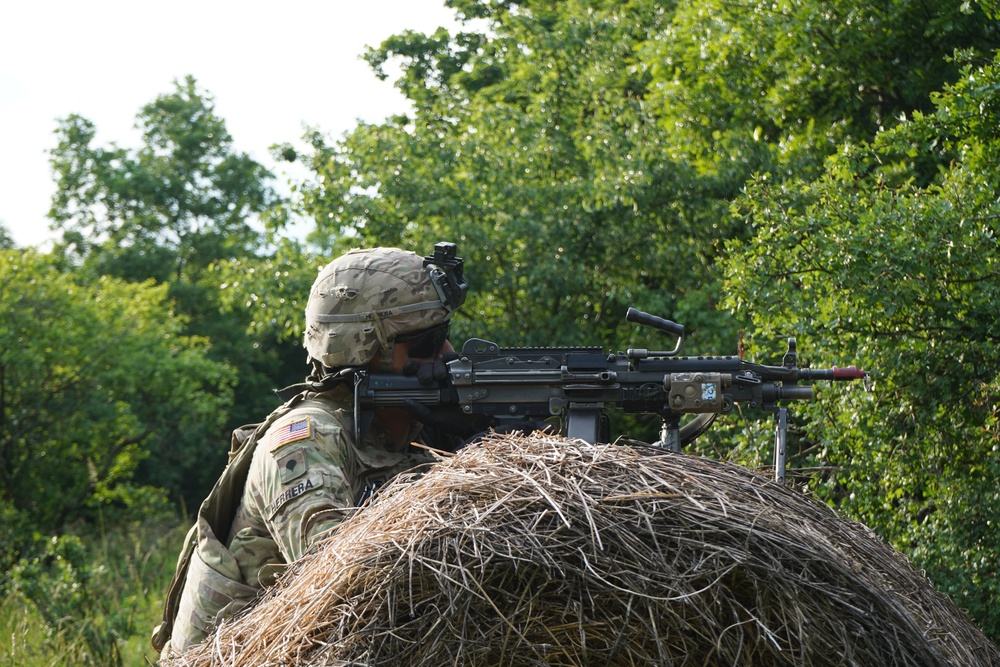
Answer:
[756,384,814,404]
[798,366,867,381]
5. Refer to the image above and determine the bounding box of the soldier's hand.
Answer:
[402,352,459,386]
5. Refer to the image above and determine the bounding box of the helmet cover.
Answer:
[304,247,457,368]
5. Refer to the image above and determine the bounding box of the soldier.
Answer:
[152,244,469,658]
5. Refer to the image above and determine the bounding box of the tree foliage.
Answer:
[0,250,233,569]
[261,0,1000,639]
[646,0,999,180]
[47,78,304,503]
[722,50,1000,638]
[213,237,322,345]
[278,0,998,356]
[3,0,997,647]
[0,223,15,250]
[282,1,728,352]
[49,75,282,283]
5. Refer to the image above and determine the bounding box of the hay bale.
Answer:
[167,434,1000,667]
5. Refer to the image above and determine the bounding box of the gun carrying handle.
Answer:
[626,308,685,357]
[626,308,685,338]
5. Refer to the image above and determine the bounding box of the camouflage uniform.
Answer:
[161,385,435,656]
[154,245,467,658]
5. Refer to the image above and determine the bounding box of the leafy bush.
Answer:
[1,521,188,667]
[722,52,1000,640]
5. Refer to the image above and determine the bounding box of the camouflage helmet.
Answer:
[304,243,468,368]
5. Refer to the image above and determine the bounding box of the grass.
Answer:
[0,519,190,667]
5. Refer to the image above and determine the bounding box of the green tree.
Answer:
[0,223,14,250]
[645,0,999,183]
[281,0,998,358]
[0,249,233,563]
[48,77,303,503]
[49,75,280,283]
[284,1,727,355]
[212,236,321,346]
[722,51,1000,639]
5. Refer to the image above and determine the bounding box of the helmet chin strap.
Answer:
[374,342,395,371]
[370,308,390,350]
[273,361,358,402]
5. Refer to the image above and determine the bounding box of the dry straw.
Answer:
[168,433,1000,667]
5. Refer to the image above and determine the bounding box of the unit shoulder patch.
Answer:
[269,417,312,452]
[275,448,307,484]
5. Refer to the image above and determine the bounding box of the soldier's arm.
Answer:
[245,409,358,562]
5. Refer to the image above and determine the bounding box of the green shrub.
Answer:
[1,520,189,667]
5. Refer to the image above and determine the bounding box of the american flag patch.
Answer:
[269,418,311,451]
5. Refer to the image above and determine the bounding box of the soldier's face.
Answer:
[389,337,455,374]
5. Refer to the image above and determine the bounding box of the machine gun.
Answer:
[355,307,869,482]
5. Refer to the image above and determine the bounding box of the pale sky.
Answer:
[0,0,468,248]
